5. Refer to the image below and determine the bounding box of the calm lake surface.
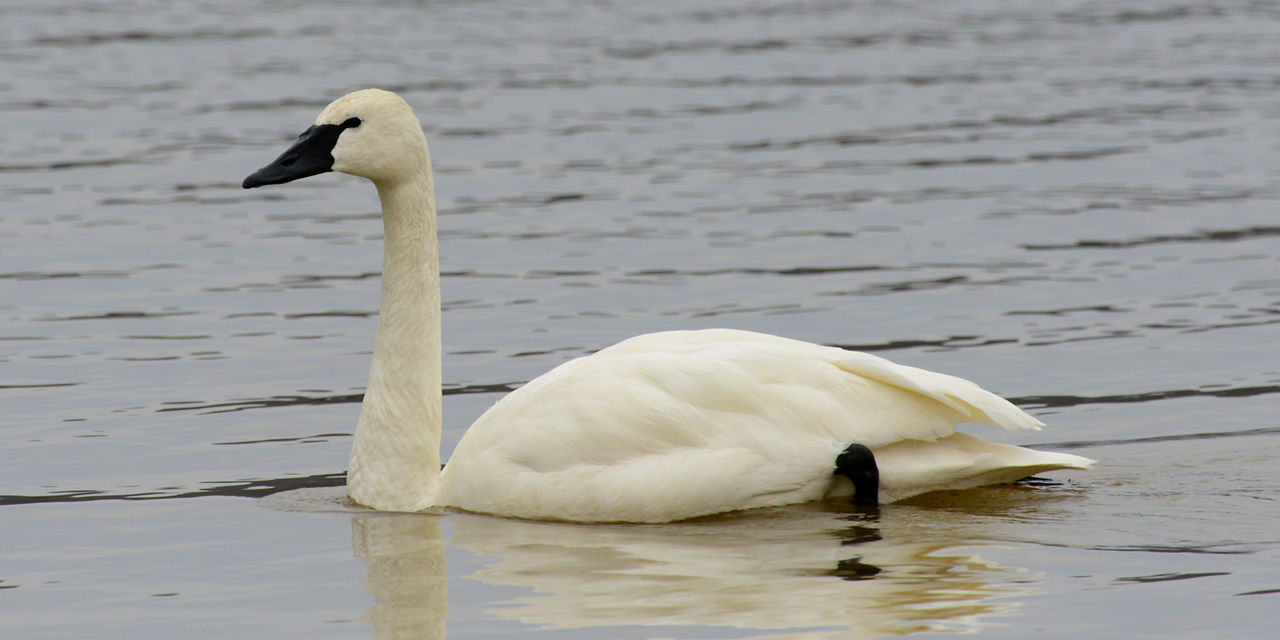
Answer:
[3,0,1280,637]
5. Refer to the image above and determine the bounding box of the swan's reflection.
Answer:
[350,501,1036,639]
[352,514,447,640]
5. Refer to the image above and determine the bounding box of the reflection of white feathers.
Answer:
[298,492,1048,639]
[446,507,1034,639]
[252,88,1091,522]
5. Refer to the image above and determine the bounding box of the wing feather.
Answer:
[439,329,1077,522]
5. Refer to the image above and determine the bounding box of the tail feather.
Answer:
[832,352,1044,432]
[871,432,1094,503]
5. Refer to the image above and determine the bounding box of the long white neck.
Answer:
[347,169,442,511]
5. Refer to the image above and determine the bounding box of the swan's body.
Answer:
[243,89,1092,523]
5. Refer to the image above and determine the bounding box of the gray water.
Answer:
[3,0,1280,637]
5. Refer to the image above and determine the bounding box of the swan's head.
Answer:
[242,88,429,189]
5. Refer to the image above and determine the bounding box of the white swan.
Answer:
[242,88,1092,523]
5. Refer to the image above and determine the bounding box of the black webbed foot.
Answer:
[834,443,879,506]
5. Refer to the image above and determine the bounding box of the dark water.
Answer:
[3,0,1279,637]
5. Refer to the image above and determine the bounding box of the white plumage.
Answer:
[243,89,1092,523]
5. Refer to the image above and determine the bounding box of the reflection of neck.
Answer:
[347,170,442,511]
[352,514,447,640]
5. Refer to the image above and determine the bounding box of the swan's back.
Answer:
[439,329,1090,522]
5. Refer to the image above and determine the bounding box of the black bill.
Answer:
[242,118,360,189]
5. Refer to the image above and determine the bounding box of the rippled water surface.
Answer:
[4,0,1280,638]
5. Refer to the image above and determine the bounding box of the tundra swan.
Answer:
[242,88,1092,522]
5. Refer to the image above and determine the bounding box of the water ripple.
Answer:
[1024,225,1280,251]
[1013,384,1280,410]
[1033,425,1280,451]
[28,27,273,47]
[0,472,346,507]
[154,382,521,415]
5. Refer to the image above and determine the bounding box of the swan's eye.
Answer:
[342,117,361,129]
